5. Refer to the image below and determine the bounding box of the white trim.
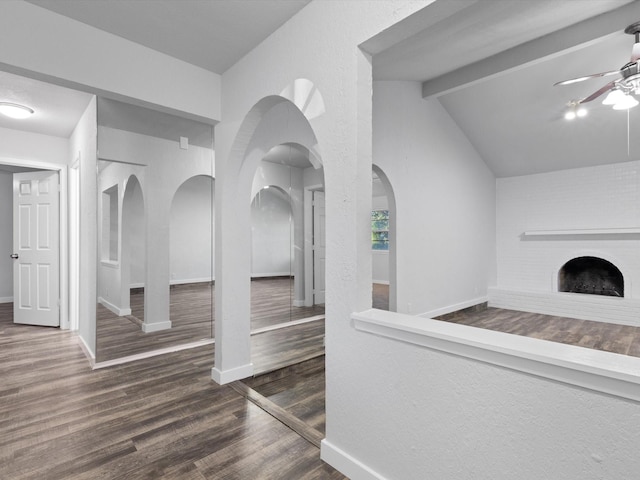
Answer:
[0,296,13,303]
[211,363,254,385]
[371,250,389,255]
[523,227,640,237]
[93,338,214,369]
[169,277,214,286]
[352,308,640,403]
[97,296,131,316]
[418,296,488,319]
[250,315,324,335]
[130,277,215,289]
[321,439,387,480]
[372,280,389,286]
[141,320,172,333]
[250,272,292,279]
[77,333,95,364]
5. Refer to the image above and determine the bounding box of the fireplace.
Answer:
[558,256,624,297]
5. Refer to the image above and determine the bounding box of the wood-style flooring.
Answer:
[373,283,640,358]
[97,278,325,362]
[0,304,343,480]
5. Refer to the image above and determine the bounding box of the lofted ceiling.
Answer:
[25,0,311,74]
[5,0,640,177]
[371,0,640,177]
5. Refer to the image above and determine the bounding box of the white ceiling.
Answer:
[6,0,640,176]
[371,0,640,177]
[0,70,92,138]
[26,0,311,74]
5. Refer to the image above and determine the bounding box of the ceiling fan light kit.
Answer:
[556,21,640,115]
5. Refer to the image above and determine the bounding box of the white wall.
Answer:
[373,81,496,317]
[496,161,640,296]
[0,1,220,122]
[98,126,214,331]
[491,160,640,325]
[69,97,97,357]
[170,175,215,284]
[0,126,69,165]
[0,126,71,304]
[334,310,640,480]
[251,187,292,277]
[0,171,12,301]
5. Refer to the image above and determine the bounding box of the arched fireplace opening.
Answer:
[558,256,624,297]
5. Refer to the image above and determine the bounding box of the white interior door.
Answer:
[13,170,60,326]
[312,191,325,305]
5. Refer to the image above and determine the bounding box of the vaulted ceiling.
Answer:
[5,0,640,178]
[369,0,640,177]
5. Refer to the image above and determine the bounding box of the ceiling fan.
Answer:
[555,21,640,110]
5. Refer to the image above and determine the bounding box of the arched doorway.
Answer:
[372,165,397,312]
[121,174,145,323]
[213,95,324,383]
[169,175,215,338]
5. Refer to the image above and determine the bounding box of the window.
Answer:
[371,210,389,251]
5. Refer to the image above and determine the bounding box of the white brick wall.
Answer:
[492,161,640,324]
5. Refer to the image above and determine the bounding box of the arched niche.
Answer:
[121,174,145,322]
[372,165,397,312]
[169,174,215,333]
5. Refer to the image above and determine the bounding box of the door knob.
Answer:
[10,253,18,259]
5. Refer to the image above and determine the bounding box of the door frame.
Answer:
[304,183,324,307]
[1,156,70,330]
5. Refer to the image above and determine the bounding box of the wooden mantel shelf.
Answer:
[522,227,640,238]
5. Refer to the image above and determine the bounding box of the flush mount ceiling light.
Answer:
[0,102,35,119]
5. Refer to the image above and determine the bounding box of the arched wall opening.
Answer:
[213,94,325,383]
[121,174,145,322]
[372,165,397,312]
[169,174,215,337]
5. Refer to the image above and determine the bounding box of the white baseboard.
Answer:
[251,272,292,278]
[130,278,215,289]
[0,296,13,304]
[141,320,172,333]
[418,296,488,319]
[321,439,386,480]
[372,280,390,285]
[488,288,640,326]
[211,363,254,385]
[293,299,305,307]
[93,338,214,370]
[98,297,130,316]
[77,333,95,365]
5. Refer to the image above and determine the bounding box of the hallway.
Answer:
[0,304,340,479]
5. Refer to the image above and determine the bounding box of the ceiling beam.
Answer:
[422,1,640,99]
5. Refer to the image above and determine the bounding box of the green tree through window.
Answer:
[371,210,389,250]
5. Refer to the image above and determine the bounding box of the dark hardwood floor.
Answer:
[373,283,640,357]
[97,278,325,362]
[0,304,343,480]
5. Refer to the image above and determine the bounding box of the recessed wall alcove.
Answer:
[558,256,624,297]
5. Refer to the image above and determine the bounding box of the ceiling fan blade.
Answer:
[578,80,616,104]
[554,70,620,86]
